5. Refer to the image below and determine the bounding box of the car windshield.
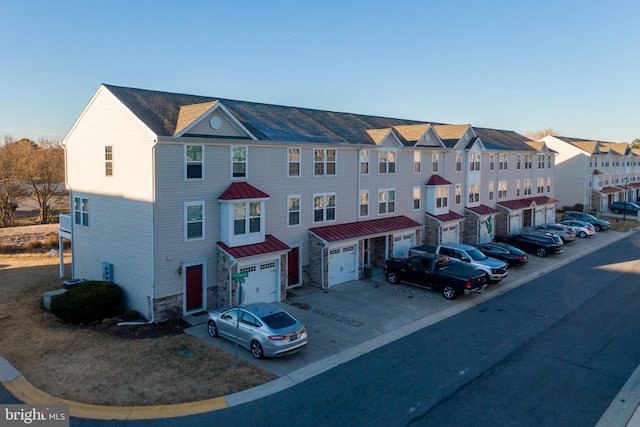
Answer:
[261,311,296,330]
[468,248,488,260]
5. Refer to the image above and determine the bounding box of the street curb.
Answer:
[1,229,638,421]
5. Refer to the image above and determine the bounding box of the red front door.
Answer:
[186,264,203,311]
[288,247,299,286]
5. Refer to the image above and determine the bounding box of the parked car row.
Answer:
[608,201,640,215]
[210,210,611,360]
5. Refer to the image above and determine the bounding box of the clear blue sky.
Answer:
[1,0,639,143]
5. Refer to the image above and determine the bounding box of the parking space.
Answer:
[185,230,629,379]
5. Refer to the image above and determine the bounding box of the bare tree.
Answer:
[15,138,65,224]
[631,138,640,149]
[524,128,560,140]
[0,137,29,226]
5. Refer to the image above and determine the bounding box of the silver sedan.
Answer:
[208,302,307,359]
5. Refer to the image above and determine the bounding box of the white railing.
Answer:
[59,214,71,234]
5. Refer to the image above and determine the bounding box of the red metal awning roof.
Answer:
[425,174,452,186]
[309,215,421,243]
[217,235,289,259]
[497,196,558,210]
[219,182,269,200]
[425,211,465,222]
[465,204,500,216]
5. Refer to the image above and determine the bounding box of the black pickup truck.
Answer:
[383,254,488,299]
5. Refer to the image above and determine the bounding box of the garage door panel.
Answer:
[393,234,414,258]
[239,260,278,304]
[329,245,356,287]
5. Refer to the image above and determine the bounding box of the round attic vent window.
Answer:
[209,116,223,130]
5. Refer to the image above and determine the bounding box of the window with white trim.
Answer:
[455,184,461,205]
[524,179,531,195]
[432,152,439,173]
[548,154,552,168]
[498,181,507,199]
[105,146,113,176]
[314,148,336,176]
[547,177,551,192]
[378,189,396,214]
[378,150,396,174]
[234,201,261,235]
[537,178,544,194]
[488,181,494,200]
[517,155,521,170]
[516,179,521,196]
[185,145,203,180]
[499,153,508,170]
[436,187,448,208]
[525,154,532,169]
[74,197,89,227]
[469,153,480,171]
[468,184,480,203]
[413,186,421,210]
[414,152,421,173]
[489,154,495,171]
[232,146,247,178]
[185,202,204,240]
[288,196,300,227]
[288,148,300,177]
[360,149,369,175]
[455,152,462,172]
[359,190,369,217]
[313,193,336,223]
[538,154,545,169]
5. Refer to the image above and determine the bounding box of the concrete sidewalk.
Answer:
[2,228,640,424]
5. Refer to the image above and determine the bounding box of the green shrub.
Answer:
[51,281,123,324]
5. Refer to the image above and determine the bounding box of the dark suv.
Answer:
[608,202,640,215]
[560,211,610,231]
[495,231,564,257]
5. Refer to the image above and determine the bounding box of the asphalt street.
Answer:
[2,226,640,426]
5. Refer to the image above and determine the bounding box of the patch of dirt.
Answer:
[0,254,277,406]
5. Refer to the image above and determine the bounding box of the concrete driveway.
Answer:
[185,230,628,379]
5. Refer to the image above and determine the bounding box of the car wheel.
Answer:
[536,248,547,257]
[207,320,218,337]
[442,285,456,300]
[578,231,587,238]
[613,208,620,214]
[250,341,264,359]
[595,224,602,232]
[387,271,400,285]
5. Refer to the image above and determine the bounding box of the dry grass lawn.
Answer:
[0,254,276,406]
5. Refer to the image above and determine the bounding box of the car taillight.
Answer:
[465,281,472,289]
[268,335,287,341]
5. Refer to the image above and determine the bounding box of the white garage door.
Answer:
[479,217,493,243]
[510,213,522,234]
[535,208,545,225]
[545,206,556,223]
[329,244,357,287]
[442,225,458,243]
[393,234,414,258]
[239,260,278,304]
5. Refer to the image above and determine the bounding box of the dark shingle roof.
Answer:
[104,84,427,145]
[473,128,533,151]
[103,84,533,151]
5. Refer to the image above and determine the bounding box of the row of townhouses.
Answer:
[541,135,640,213]
[57,84,634,322]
